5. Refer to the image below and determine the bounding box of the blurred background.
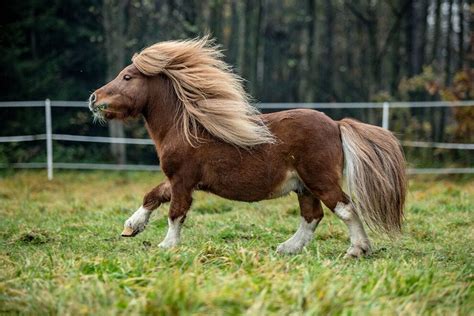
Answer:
[0,0,472,172]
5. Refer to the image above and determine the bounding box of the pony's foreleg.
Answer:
[121,181,171,237]
[277,193,323,254]
[158,182,193,249]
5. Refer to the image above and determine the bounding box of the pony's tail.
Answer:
[338,118,407,236]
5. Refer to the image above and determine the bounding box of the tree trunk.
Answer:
[457,0,465,70]
[435,0,455,143]
[228,0,240,65]
[243,0,262,96]
[236,1,246,75]
[404,0,415,77]
[431,0,442,63]
[390,20,401,95]
[445,0,454,85]
[414,0,429,74]
[344,14,353,100]
[367,18,378,96]
[305,0,317,102]
[321,0,334,101]
[210,0,224,43]
[103,0,128,165]
[256,0,266,97]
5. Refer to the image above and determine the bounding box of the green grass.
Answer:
[0,171,472,315]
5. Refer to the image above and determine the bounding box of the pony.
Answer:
[89,37,406,258]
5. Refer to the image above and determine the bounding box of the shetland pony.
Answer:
[89,37,406,258]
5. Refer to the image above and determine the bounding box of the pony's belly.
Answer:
[198,169,303,202]
[266,170,303,199]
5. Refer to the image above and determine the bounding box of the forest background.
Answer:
[0,0,472,167]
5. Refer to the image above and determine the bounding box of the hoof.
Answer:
[121,226,139,237]
[122,206,151,238]
[158,239,179,249]
[276,242,304,255]
[344,243,372,259]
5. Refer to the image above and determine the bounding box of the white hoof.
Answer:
[158,216,183,249]
[276,241,305,254]
[276,217,317,255]
[344,242,372,258]
[122,206,151,237]
[158,238,179,249]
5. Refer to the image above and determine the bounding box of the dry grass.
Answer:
[0,171,473,315]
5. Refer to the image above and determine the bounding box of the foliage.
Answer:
[0,0,470,165]
[0,171,472,314]
[0,0,105,101]
[441,70,474,143]
[1,0,468,102]
[398,66,441,101]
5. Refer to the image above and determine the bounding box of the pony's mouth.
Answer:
[89,103,109,122]
[91,103,108,114]
[91,108,106,124]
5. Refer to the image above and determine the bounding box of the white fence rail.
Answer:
[0,100,473,179]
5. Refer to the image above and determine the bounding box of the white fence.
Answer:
[0,100,473,180]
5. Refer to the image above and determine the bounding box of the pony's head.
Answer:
[89,64,149,121]
[90,36,275,148]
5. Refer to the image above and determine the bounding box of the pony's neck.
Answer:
[142,75,180,151]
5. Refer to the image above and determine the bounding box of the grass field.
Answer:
[0,171,472,315]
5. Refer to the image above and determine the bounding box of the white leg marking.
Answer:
[158,216,183,249]
[334,202,372,258]
[124,206,152,235]
[277,217,318,254]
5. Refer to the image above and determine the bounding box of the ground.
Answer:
[0,171,472,315]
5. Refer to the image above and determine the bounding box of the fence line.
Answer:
[0,134,47,142]
[407,168,474,174]
[2,100,473,109]
[256,100,474,109]
[401,141,474,150]
[0,162,161,171]
[52,134,155,145]
[1,100,472,179]
[1,162,472,175]
[2,134,473,150]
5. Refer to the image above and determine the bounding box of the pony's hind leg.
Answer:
[334,202,371,258]
[122,181,171,237]
[276,192,324,254]
[319,189,371,258]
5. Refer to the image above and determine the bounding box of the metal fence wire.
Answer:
[0,100,473,179]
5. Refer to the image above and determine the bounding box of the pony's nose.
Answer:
[89,92,97,104]
[88,93,97,111]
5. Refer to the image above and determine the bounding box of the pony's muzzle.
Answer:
[88,93,97,111]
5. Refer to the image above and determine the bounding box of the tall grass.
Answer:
[0,171,472,315]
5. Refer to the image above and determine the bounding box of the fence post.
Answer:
[45,99,53,180]
[382,101,390,130]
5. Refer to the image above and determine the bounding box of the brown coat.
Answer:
[90,38,405,242]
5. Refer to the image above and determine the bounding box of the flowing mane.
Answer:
[132,36,275,148]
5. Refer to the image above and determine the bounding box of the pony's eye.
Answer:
[123,75,132,81]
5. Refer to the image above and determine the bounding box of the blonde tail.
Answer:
[338,119,407,235]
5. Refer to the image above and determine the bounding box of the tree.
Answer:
[102,0,128,164]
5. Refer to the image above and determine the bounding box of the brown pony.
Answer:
[89,37,406,258]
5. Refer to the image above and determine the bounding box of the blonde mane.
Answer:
[132,36,275,148]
